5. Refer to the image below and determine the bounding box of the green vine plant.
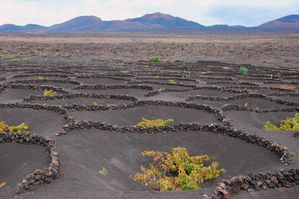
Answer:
[0,121,31,136]
[131,147,225,191]
[44,89,55,97]
[92,101,101,107]
[149,56,162,63]
[264,113,299,131]
[243,102,249,108]
[239,66,248,74]
[106,103,117,108]
[136,118,174,127]
[168,80,177,85]
[37,76,48,80]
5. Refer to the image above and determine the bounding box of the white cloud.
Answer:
[0,0,298,26]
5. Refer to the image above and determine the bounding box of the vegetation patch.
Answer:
[92,101,101,107]
[243,102,249,108]
[264,113,299,131]
[131,147,225,191]
[239,66,248,74]
[136,118,174,127]
[44,89,55,97]
[168,79,177,85]
[37,76,48,80]
[149,56,162,63]
[0,121,31,135]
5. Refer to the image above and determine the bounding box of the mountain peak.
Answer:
[275,15,299,23]
[142,12,174,19]
[259,14,299,30]
[68,16,102,22]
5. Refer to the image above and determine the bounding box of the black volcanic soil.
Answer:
[0,34,299,199]
[69,105,221,125]
[189,97,290,109]
[74,88,151,97]
[29,96,133,106]
[0,88,43,103]
[225,111,299,154]
[19,129,283,199]
[0,108,65,137]
[0,143,48,198]
[76,77,128,85]
[233,186,299,199]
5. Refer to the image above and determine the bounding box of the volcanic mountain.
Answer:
[0,24,46,33]
[259,15,299,30]
[0,13,299,32]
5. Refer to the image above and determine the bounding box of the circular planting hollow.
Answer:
[69,102,223,126]
[0,133,59,197]
[0,107,66,137]
[225,110,299,153]
[76,77,128,85]
[0,88,43,103]
[0,143,49,197]
[29,129,286,199]
[189,95,292,110]
[26,95,135,108]
[74,88,152,97]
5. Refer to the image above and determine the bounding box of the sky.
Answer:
[0,0,299,27]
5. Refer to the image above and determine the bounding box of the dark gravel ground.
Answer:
[0,35,299,198]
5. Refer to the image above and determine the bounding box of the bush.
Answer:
[44,89,55,97]
[0,121,31,135]
[244,102,249,108]
[239,67,248,74]
[264,113,299,131]
[37,76,47,80]
[168,80,177,85]
[149,56,162,63]
[92,101,100,107]
[132,147,225,191]
[106,103,117,108]
[136,118,174,127]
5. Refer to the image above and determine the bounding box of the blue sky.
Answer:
[1,0,299,26]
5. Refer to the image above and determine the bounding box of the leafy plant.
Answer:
[244,102,249,108]
[136,118,174,127]
[239,66,248,74]
[0,121,31,135]
[149,56,162,63]
[264,113,299,131]
[98,167,108,176]
[37,76,47,80]
[92,101,101,107]
[106,103,117,108]
[44,89,55,97]
[168,80,177,85]
[8,56,19,62]
[131,147,225,191]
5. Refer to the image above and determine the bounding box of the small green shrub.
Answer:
[168,80,177,85]
[106,103,117,108]
[44,89,55,97]
[239,67,248,74]
[136,118,174,127]
[98,167,108,176]
[264,113,299,131]
[149,56,162,63]
[37,76,47,80]
[92,101,101,107]
[244,102,249,108]
[131,147,225,191]
[0,121,31,135]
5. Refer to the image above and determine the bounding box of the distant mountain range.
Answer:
[0,13,298,33]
